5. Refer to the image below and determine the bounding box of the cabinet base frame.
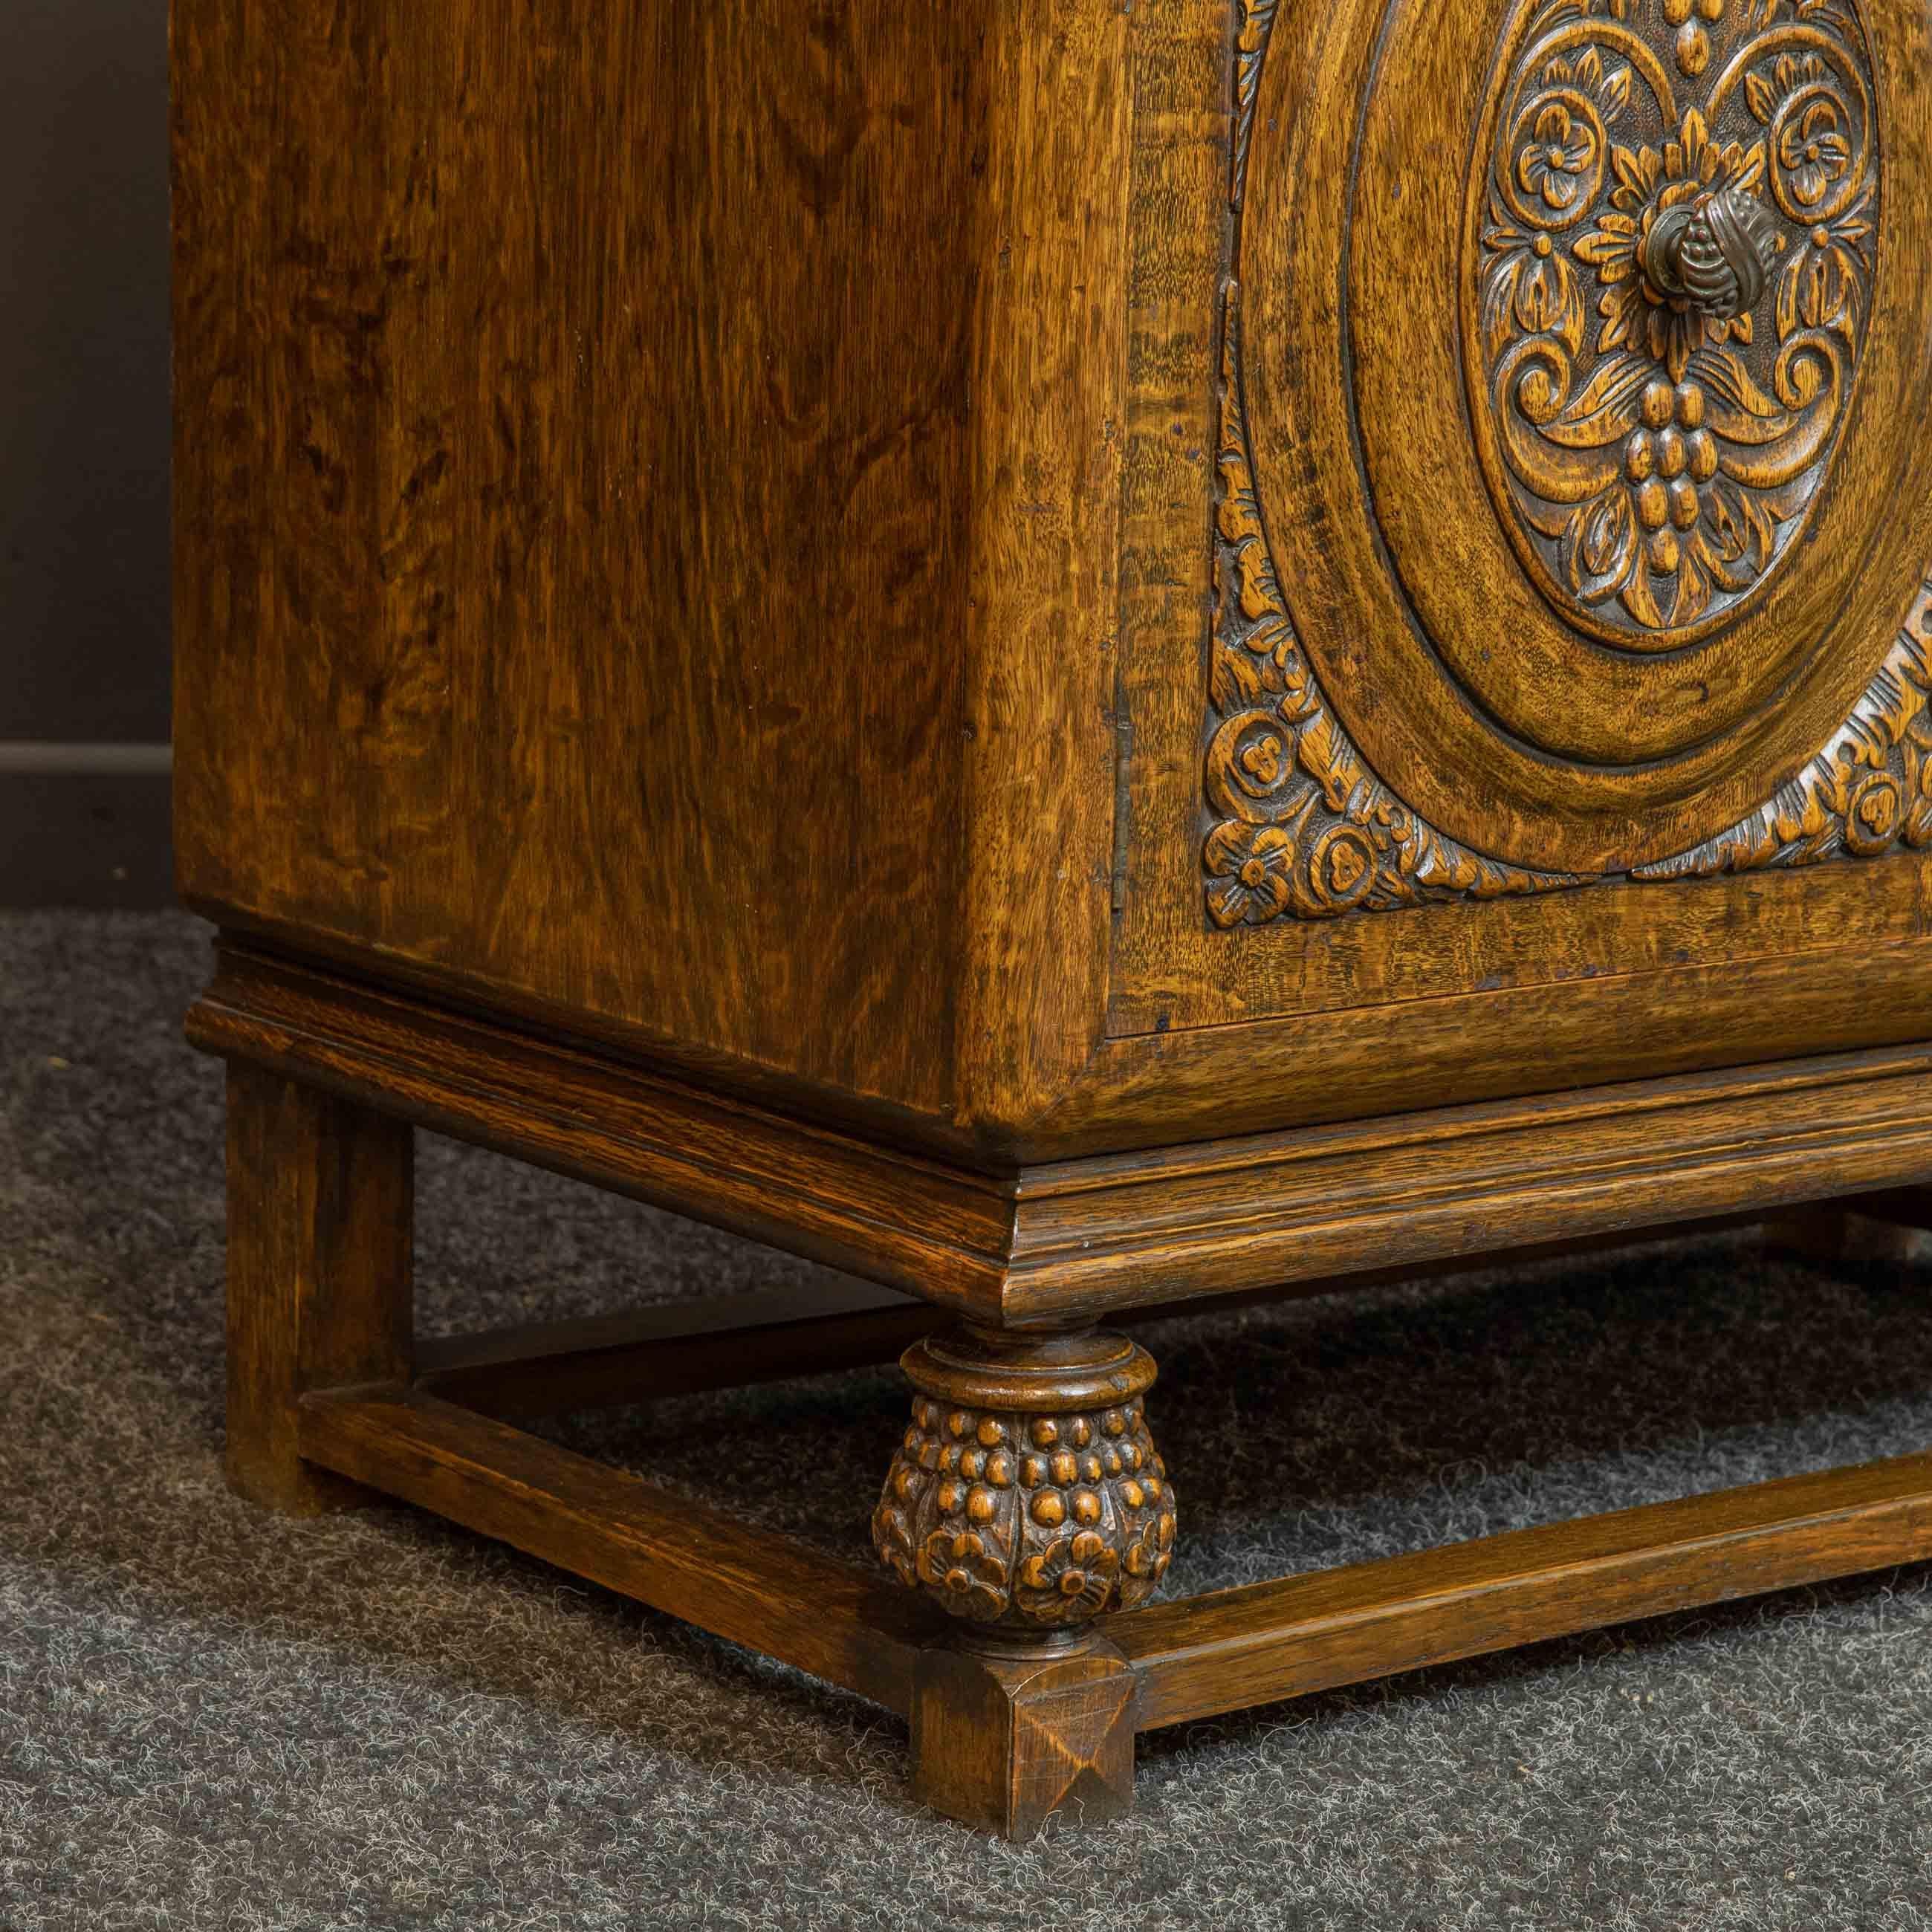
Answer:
[195,942,1932,1836]
[292,1378,1932,1832]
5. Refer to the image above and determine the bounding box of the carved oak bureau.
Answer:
[174,0,1932,1835]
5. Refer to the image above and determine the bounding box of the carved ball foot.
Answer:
[872,1328,1176,1637]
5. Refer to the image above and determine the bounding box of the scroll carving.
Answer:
[1471,0,1878,644]
[1204,0,1930,929]
[1633,585,1932,879]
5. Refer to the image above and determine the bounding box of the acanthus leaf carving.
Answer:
[1631,596,1932,879]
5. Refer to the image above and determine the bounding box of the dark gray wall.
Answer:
[1,0,172,904]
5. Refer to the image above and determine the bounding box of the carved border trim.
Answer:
[1205,294,1580,927]
[1204,10,1932,930]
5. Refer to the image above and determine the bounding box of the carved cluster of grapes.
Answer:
[1621,375,1720,577]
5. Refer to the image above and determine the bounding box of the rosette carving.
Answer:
[872,1332,1175,1634]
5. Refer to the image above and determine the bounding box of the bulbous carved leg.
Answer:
[872,1326,1176,1835]
[872,1327,1176,1635]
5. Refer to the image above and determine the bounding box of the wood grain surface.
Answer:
[298,1385,935,1717]
[223,1063,414,1514]
[175,0,1932,1148]
[173,0,987,1115]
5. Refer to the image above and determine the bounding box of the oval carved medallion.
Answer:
[1468,0,1880,646]
[1207,0,1932,915]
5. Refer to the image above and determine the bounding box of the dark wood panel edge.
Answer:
[1112,1450,1932,1731]
[297,1386,936,1717]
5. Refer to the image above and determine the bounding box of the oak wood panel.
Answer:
[1114,1450,1932,1731]
[953,0,1132,1134]
[1244,0,1932,863]
[297,1386,934,1718]
[1112,849,1932,1043]
[172,0,1932,1151]
[1103,0,1229,1020]
[1074,928,1932,1158]
[173,0,987,1118]
[172,0,394,942]
[1109,0,1932,1080]
[170,0,1187,1141]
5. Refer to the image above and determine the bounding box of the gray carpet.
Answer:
[4,910,1932,1931]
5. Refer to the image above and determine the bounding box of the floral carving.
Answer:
[1572,111,1766,380]
[1520,96,1605,213]
[916,1529,1009,1623]
[1204,0,1928,926]
[1205,294,1578,924]
[1016,1532,1119,1625]
[1779,91,1850,207]
[874,1390,1175,1633]
[1631,583,1932,878]
[1474,0,1877,641]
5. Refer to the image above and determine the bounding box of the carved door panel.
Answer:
[1111,0,1932,1054]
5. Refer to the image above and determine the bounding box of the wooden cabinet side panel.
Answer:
[172,0,982,1115]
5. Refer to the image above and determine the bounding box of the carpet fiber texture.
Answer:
[4,910,1932,1931]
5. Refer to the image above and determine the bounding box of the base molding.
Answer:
[189,939,1932,1327]
[201,995,1932,1837]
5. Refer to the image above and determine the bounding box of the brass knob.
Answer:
[1641,187,1779,322]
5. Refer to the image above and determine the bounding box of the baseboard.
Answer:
[0,756,175,907]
